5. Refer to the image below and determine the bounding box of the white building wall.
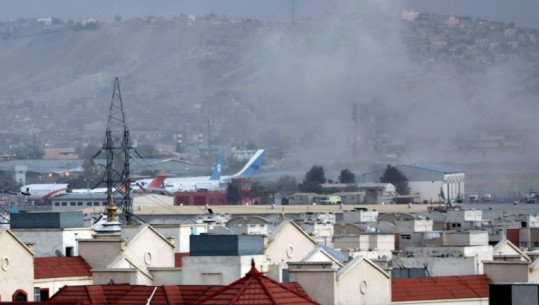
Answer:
[343,210,379,223]
[0,231,34,302]
[152,224,208,253]
[408,181,444,202]
[34,277,92,298]
[336,259,391,305]
[12,228,93,257]
[265,223,316,264]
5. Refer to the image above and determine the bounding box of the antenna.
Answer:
[101,77,134,224]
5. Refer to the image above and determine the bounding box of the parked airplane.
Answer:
[20,171,171,201]
[135,149,265,193]
[20,184,68,201]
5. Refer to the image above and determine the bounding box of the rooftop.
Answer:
[392,274,490,302]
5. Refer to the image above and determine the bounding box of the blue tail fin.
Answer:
[232,149,265,178]
[209,155,224,181]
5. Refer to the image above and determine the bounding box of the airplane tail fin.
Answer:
[148,171,169,188]
[209,155,224,181]
[231,149,265,179]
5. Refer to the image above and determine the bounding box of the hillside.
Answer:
[2,6,539,165]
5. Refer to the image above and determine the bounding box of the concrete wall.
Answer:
[182,255,267,285]
[148,268,182,285]
[266,222,316,264]
[409,181,444,202]
[343,210,379,223]
[484,261,529,283]
[288,263,336,305]
[78,238,123,269]
[152,224,208,252]
[0,231,34,302]
[12,228,93,256]
[34,277,93,298]
[122,229,175,269]
[336,259,391,305]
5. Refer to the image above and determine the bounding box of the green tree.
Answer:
[339,169,356,183]
[299,165,326,193]
[226,183,241,204]
[379,165,410,195]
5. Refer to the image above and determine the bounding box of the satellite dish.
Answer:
[55,249,63,257]
[208,208,214,215]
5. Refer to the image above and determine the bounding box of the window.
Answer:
[521,242,528,248]
[86,202,92,206]
[12,290,27,302]
[451,223,461,228]
[534,242,539,248]
[54,202,59,206]
[77,202,83,206]
[61,202,67,206]
[70,202,76,206]
[401,234,411,240]
[93,202,100,206]
[34,288,41,301]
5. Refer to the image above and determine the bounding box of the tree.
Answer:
[379,165,410,195]
[299,165,326,193]
[339,169,356,183]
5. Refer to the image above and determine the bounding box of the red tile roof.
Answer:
[392,275,490,302]
[49,284,220,305]
[34,256,92,279]
[48,260,319,305]
[192,260,320,305]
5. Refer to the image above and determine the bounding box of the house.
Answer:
[333,233,395,260]
[46,259,319,305]
[289,256,391,305]
[265,220,318,282]
[392,275,489,304]
[0,229,35,302]
[10,211,93,257]
[182,234,268,285]
[34,256,92,300]
[78,223,178,285]
[192,260,320,304]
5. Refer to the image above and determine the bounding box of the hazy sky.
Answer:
[0,0,538,28]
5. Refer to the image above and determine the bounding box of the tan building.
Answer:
[78,224,178,285]
[265,220,318,281]
[42,147,79,160]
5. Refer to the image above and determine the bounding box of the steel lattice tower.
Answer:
[102,77,133,224]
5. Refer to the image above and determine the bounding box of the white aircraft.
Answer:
[20,171,171,201]
[135,149,265,193]
[20,184,68,201]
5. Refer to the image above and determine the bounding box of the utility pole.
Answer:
[101,77,134,224]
